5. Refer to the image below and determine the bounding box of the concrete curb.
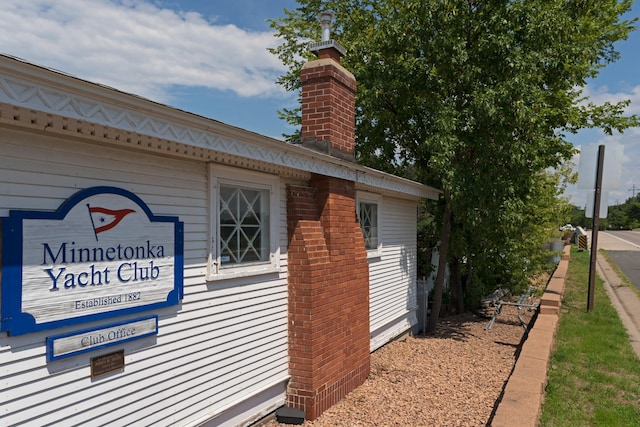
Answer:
[491,244,570,427]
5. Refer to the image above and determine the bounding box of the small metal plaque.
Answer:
[91,350,124,378]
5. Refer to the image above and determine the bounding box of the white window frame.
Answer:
[208,165,280,281]
[357,192,382,258]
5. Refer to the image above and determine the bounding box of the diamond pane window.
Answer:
[359,202,378,250]
[219,185,270,265]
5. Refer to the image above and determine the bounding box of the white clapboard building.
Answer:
[0,36,439,427]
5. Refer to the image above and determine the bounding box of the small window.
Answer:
[209,165,280,280]
[359,202,378,250]
[357,193,382,256]
[219,185,270,265]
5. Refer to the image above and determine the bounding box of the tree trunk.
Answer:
[452,260,464,315]
[464,257,473,311]
[426,192,452,333]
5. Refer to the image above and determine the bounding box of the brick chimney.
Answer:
[286,12,370,421]
[300,11,356,162]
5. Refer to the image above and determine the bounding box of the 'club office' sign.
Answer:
[1,187,184,336]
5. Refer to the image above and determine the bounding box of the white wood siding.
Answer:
[0,129,289,427]
[368,196,418,351]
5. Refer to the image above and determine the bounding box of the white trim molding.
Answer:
[0,54,440,201]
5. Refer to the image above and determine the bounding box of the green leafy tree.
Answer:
[269,0,638,332]
[607,205,628,229]
[568,204,589,229]
[604,196,640,229]
[624,197,640,228]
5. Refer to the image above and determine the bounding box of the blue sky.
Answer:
[1,0,638,207]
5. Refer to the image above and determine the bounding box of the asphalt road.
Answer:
[598,230,640,292]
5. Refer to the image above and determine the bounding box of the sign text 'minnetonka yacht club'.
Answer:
[42,240,166,290]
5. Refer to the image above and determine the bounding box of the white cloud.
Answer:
[566,128,640,207]
[584,83,640,205]
[582,84,640,115]
[605,128,640,204]
[563,80,640,207]
[0,0,287,102]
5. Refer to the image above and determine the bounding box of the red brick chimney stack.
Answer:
[300,12,357,162]
[286,12,370,421]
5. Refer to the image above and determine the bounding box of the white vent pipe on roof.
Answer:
[318,11,335,42]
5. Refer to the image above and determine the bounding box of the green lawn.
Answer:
[539,248,640,426]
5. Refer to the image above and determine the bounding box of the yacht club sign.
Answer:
[1,187,184,336]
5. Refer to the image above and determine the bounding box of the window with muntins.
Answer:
[359,202,378,250]
[357,192,382,257]
[209,165,280,280]
[219,186,269,265]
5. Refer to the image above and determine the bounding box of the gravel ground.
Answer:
[266,303,538,427]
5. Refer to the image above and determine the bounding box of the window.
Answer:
[219,186,269,265]
[359,202,378,250]
[357,193,382,256]
[209,165,280,280]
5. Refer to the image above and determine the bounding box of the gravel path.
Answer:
[266,304,537,427]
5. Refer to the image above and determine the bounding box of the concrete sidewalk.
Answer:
[597,256,640,358]
[592,230,640,251]
[595,233,640,359]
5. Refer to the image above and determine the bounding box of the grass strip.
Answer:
[539,248,640,426]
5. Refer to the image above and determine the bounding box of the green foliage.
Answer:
[269,0,638,304]
[567,194,640,231]
[606,195,640,230]
[417,198,440,277]
[568,204,591,229]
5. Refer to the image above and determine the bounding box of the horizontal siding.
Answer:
[0,129,288,427]
[368,196,418,350]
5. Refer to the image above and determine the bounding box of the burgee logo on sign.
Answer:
[88,205,136,238]
[1,187,184,336]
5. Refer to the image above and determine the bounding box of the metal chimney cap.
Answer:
[310,11,346,57]
[318,11,335,23]
[318,11,335,42]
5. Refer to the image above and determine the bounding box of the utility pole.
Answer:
[630,184,638,198]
